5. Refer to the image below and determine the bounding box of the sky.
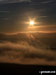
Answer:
[0,0,56,65]
[0,0,56,32]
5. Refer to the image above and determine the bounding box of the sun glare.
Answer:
[29,20,34,26]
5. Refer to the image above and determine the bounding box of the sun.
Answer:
[29,20,34,26]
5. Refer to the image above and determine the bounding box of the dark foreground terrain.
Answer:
[0,63,56,74]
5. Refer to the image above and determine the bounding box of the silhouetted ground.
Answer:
[0,63,56,74]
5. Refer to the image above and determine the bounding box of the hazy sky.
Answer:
[0,0,56,32]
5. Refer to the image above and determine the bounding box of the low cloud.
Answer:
[0,0,32,4]
[0,32,56,65]
[0,41,56,65]
[41,0,55,4]
[0,33,56,65]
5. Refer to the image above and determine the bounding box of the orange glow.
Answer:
[29,20,34,26]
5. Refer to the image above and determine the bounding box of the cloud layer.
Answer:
[0,32,56,65]
[0,0,31,4]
